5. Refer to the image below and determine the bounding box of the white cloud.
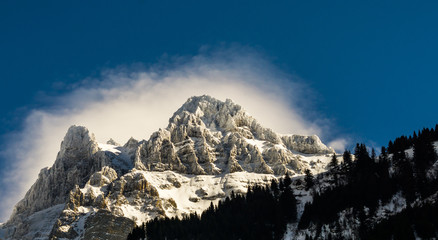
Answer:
[0,47,339,222]
[328,138,348,153]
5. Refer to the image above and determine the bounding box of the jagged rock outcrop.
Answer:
[282,134,333,154]
[136,95,332,175]
[106,138,120,146]
[49,169,162,239]
[7,126,104,226]
[87,166,118,187]
[83,210,135,240]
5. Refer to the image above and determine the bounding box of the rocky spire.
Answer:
[7,126,103,225]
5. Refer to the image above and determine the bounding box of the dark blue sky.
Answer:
[1,0,438,150]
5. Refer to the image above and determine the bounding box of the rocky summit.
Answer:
[0,95,334,240]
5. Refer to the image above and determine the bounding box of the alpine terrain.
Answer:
[2,95,438,239]
[0,95,335,239]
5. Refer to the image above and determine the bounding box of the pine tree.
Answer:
[304,169,314,190]
[371,148,376,161]
[388,140,394,153]
[379,146,388,163]
[329,153,338,168]
[413,131,418,141]
[354,143,370,163]
[283,172,292,187]
[413,133,437,172]
[413,133,438,196]
[279,176,297,223]
[343,150,352,166]
[271,178,279,198]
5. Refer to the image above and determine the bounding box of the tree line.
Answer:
[128,174,297,240]
[127,124,438,239]
[299,125,438,239]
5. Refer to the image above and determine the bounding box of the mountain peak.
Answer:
[170,95,251,132]
[58,125,99,160]
[179,95,238,112]
[136,95,334,176]
[6,126,103,228]
[175,95,241,118]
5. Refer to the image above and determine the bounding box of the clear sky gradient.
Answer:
[1,1,437,159]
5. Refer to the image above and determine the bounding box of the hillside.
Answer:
[130,126,438,239]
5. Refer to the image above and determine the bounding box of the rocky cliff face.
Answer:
[7,126,102,226]
[0,95,334,240]
[137,95,333,176]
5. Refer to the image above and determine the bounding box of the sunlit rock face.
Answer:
[8,126,101,224]
[137,95,334,176]
[0,95,334,240]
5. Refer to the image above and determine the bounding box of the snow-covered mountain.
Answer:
[0,95,335,240]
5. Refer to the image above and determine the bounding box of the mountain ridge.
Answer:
[0,95,334,240]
